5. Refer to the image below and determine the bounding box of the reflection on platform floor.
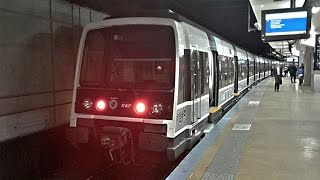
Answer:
[170,77,320,180]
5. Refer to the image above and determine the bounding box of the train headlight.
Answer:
[96,99,107,111]
[82,98,93,110]
[150,102,163,115]
[134,101,146,114]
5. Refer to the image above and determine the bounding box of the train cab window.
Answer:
[80,25,175,90]
[80,29,109,86]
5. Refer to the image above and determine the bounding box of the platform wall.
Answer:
[0,0,108,142]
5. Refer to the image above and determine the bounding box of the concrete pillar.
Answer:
[299,50,304,66]
[313,70,320,93]
[303,46,313,86]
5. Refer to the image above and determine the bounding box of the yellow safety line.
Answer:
[209,106,221,113]
[233,92,240,96]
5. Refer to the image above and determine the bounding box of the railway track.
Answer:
[85,151,187,180]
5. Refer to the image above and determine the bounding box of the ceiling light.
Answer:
[261,5,264,8]
[312,7,320,14]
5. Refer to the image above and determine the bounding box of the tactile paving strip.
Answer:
[166,79,273,180]
[202,131,249,180]
[202,84,267,180]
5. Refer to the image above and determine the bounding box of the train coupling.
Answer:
[99,126,135,165]
[100,126,130,149]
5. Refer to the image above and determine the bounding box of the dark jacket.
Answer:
[288,65,297,75]
[272,67,282,77]
[272,67,282,84]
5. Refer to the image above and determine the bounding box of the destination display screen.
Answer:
[261,8,311,42]
[265,11,307,36]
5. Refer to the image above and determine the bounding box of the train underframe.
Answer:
[71,117,209,163]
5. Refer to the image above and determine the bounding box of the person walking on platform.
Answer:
[288,63,297,83]
[297,63,304,86]
[272,64,282,92]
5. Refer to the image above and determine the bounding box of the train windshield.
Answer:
[80,25,175,90]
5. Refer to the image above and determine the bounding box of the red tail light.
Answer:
[135,102,146,114]
[96,100,107,111]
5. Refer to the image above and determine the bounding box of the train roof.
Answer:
[103,10,276,61]
[103,10,197,25]
[104,10,249,51]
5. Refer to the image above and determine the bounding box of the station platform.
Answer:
[167,77,320,180]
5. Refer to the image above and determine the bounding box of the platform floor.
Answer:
[168,77,320,180]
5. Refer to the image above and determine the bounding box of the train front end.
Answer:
[70,18,180,161]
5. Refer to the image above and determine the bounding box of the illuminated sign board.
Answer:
[261,8,311,42]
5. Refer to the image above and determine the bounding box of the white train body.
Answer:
[70,14,273,160]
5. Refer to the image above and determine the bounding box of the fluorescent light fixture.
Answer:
[312,7,320,14]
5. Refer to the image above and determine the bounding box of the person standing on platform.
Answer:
[297,63,305,86]
[288,63,297,83]
[272,64,282,92]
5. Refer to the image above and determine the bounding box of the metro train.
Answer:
[70,12,274,162]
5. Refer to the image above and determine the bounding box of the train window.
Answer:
[226,57,230,85]
[219,55,233,88]
[238,59,242,80]
[249,60,254,76]
[218,56,222,88]
[228,57,235,85]
[218,55,225,88]
[199,52,208,94]
[205,53,210,85]
[80,25,175,90]
[226,57,231,85]
[242,59,246,80]
[80,29,109,87]
[259,62,261,74]
[192,51,198,97]
[238,58,242,80]
[241,59,248,80]
[181,49,191,103]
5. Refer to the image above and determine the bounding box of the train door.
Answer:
[191,48,201,123]
[210,51,219,107]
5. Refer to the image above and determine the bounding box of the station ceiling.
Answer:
[68,0,286,57]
